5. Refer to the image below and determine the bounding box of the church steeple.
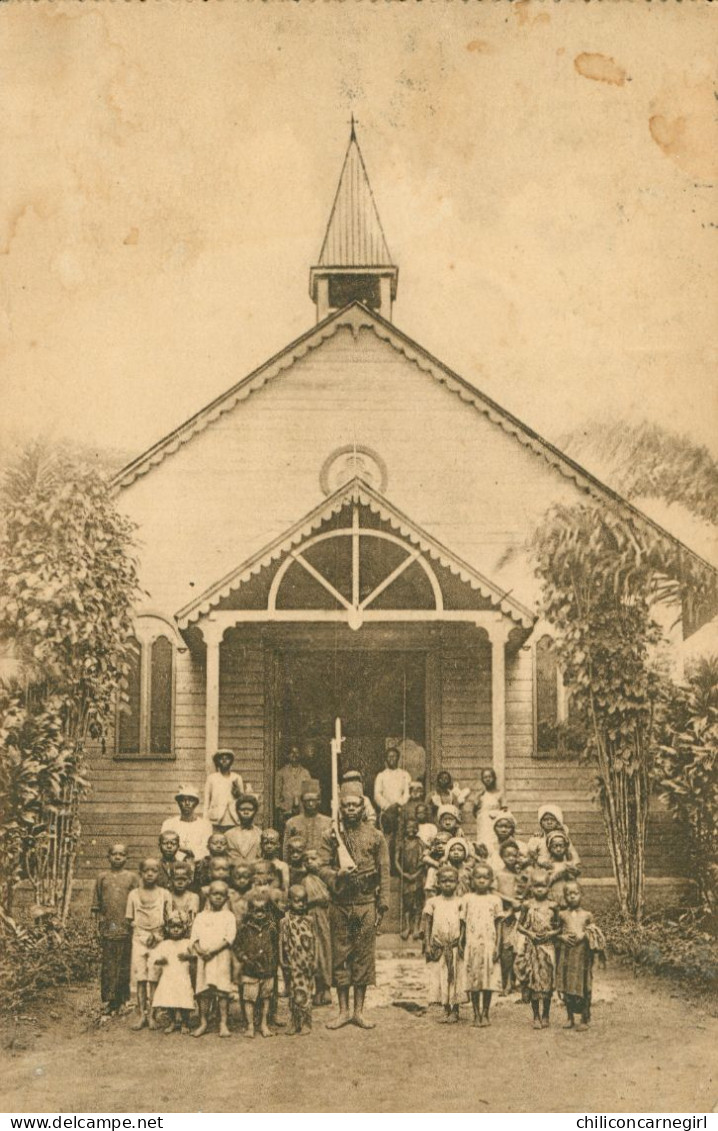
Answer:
[310,121,398,323]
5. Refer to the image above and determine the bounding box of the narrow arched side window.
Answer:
[117,637,142,755]
[534,634,559,758]
[116,631,175,760]
[150,636,173,755]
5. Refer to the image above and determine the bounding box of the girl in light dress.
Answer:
[422,864,464,1023]
[472,767,506,853]
[190,881,237,1038]
[151,914,195,1034]
[460,863,504,1027]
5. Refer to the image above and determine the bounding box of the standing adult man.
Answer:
[317,781,390,1030]
[283,779,331,858]
[373,747,411,863]
[161,785,212,862]
[275,745,312,833]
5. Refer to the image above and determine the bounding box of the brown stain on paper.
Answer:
[574,53,627,87]
[648,78,718,180]
[466,40,492,55]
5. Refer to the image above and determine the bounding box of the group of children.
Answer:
[91,824,331,1039]
[395,773,607,1031]
[91,762,606,1036]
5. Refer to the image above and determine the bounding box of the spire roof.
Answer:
[318,125,394,268]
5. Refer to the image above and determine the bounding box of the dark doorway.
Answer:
[276,650,426,814]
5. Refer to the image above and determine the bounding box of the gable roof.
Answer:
[175,476,536,629]
[113,301,716,577]
[317,127,394,268]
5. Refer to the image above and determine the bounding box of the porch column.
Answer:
[198,619,225,775]
[486,619,512,786]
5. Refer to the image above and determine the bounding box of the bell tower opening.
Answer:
[310,120,398,323]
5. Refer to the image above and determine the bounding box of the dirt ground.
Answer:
[1,946,716,1114]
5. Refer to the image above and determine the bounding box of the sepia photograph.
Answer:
[0,0,716,1118]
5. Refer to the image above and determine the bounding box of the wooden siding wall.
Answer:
[78,645,206,878]
[218,629,266,816]
[79,630,687,881]
[440,642,491,813]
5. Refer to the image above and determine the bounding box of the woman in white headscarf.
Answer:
[526,803,581,868]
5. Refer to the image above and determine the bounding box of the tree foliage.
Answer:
[0,444,140,919]
[560,419,718,527]
[533,501,716,922]
[656,656,718,912]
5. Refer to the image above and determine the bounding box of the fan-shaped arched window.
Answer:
[116,629,175,759]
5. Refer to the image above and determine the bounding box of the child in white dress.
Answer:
[460,863,504,1027]
[422,864,464,1023]
[151,914,195,1034]
[190,881,237,1038]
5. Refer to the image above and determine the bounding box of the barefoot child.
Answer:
[298,845,333,1006]
[422,864,464,1024]
[556,882,606,1030]
[516,871,560,1029]
[190,881,236,1038]
[151,913,195,1034]
[460,863,503,1027]
[395,818,425,940]
[233,890,280,1039]
[125,858,172,1030]
[423,831,452,897]
[494,840,528,994]
[279,884,316,1036]
[91,843,139,1015]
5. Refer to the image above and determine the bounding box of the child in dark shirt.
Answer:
[233,891,280,1039]
[91,843,139,1014]
[193,833,229,893]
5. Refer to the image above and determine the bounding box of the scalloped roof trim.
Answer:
[113,303,715,578]
[176,478,536,629]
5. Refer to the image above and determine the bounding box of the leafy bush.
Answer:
[656,657,718,911]
[603,906,718,996]
[0,693,86,915]
[0,911,99,1017]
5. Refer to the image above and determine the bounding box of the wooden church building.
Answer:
[81,127,704,896]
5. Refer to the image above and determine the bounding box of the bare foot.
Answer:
[471,1018,481,1028]
[192,1022,208,1038]
[541,1018,550,1029]
[260,1025,272,1038]
[563,1021,575,1030]
[400,928,411,940]
[297,1027,311,1036]
[412,931,423,941]
[533,1018,542,1030]
[576,1021,589,1031]
[147,1017,158,1031]
[244,1029,255,1039]
[482,1017,491,1027]
[219,1025,231,1038]
[164,1022,179,1035]
[180,1025,190,1035]
[326,1013,352,1030]
[130,1015,147,1031]
[284,1025,298,1036]
[446,1013,459,1025]
[438,1015,453,1024]
[353,1014,375,1030]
